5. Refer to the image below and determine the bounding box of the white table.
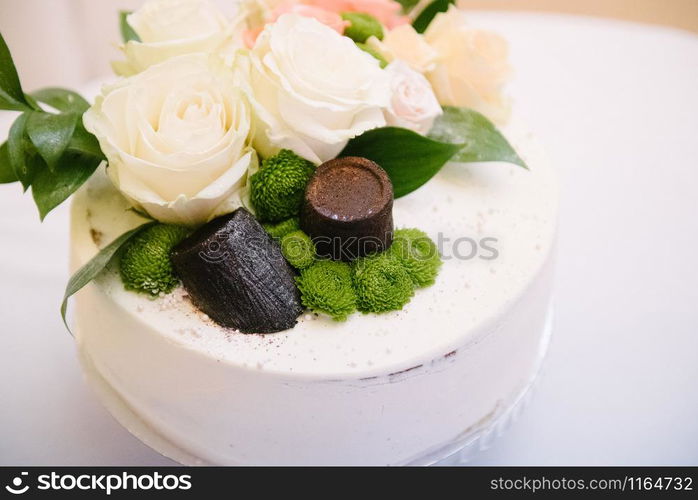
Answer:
[1,13,697,465]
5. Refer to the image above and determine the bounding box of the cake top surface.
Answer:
[73,119,557,378]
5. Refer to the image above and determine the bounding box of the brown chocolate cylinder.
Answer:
[300,157,393,261]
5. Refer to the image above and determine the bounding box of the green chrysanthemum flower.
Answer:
[352,253,414,313]
[296,260,357,321]
[250,149,315,222]
[389,228,442,287]
[119,224,190,296]
[281,230,316,270]
[342,12,384,43]
[263,217,300,241]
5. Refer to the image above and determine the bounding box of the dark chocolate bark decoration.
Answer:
[301,157,394,261]
[171,208,302,333]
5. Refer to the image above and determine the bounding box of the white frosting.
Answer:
[70,119,558,464]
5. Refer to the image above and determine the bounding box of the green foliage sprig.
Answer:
[119,11,141,43]
[61,222,156,332]
[412,0,455,34]
[0,32,105,219]
[341,107,527,198]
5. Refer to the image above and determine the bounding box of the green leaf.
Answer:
[341,127,462,198]
[26,111,79,170]
[7,113,46,189]
[67,123,105,159]
[412,0,454,34]
[7,113,28,182]
[0,32,31,111]
[119,11,141,43]
[61,221,156,333]
[428,107,527,168]
[0,141,18,183]
[341,108,527,198]
[31,87,90,114]
[23,93,41,111]
[31,151,101,220]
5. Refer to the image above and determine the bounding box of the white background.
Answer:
[0,12,697,465]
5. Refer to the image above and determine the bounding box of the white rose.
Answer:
[424,6,511,124]
[384,60,442,135]
[84,54,256,226]
[246,14,391,164]
[366,24,438,74]
[113,0,245,76]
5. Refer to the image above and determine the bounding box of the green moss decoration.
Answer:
[250,149,315,222]
[296,260,357,321]
[342,12,384,43]
[263,217,300,240]
[389,228,442,287]
[356,42,388,68]
[281,230,316,270]
[352,253,414,313]
[119,224,190,296]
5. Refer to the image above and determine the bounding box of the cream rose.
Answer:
[424,6,511,124]
[366,24,438,74]
[112,0,244,76]
[84,54,255,226]
[246,14,391,164]
[384,60,441,135]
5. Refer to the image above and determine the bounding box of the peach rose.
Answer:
[304,0,409,29]
[244,1,349,48]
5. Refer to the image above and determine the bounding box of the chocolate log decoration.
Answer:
[171,208,302,333]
